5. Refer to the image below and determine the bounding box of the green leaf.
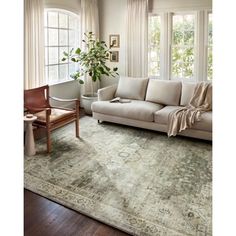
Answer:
[79,79,84,84]
[113,67,118,71]
[63,52,68,56]
[62,58,66,61]
[75,48,81,54]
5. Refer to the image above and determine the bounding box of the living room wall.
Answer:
[98,0,212,88]
[43,0,81,107]
[98,0,127,88]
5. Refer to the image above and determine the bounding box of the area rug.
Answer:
[24,116,212,236]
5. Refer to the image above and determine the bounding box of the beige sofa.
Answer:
[91,77,212,141]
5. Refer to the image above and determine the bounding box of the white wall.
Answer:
[150,0,212,12]
[44,0,81,107]
[44,0,80,14]
[98,0,212,87]
[98,0,127,88]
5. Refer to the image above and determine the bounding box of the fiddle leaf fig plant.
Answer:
[62,32,119,86]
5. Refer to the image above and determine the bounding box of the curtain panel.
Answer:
[127,0,148,77]
[24,0,45,89]
[80,0,100,96]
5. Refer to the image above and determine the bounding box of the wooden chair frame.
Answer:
[24,85,79,153]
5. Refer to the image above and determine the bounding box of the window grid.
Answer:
[148,15,161,77]
[207,13,212,80]
[148,11,212,81]
[171,14,195,80]
[44,10,79,85]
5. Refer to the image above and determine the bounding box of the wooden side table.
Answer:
[24,115,37,156]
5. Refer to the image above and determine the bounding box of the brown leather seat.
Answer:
[24,85,80,153]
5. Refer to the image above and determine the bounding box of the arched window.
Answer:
[44,9,80,84]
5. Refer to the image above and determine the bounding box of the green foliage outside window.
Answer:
[148,14,213,80]
[148,16,161,76]
[172,15,195,79]
[208,14,213,80]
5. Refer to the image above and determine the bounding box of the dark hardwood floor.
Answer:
[24,190,130,236]
[24,109,131,236]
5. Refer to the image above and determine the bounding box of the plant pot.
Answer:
[81,93,98,115]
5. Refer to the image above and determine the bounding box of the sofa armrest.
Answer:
[98,85,118,101]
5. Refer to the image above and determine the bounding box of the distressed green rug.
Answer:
[24,116,212,236]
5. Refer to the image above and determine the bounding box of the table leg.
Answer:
[25,121,36,156]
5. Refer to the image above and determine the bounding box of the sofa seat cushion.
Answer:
[155,106,212,132]
[145,79,182,106]
[154,106,182,124]
[92,100,163,122]
[115,76,149,100]
[192,112,212,132]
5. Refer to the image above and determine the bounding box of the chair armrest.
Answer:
[98,84,118,101]
[49,96,79,102]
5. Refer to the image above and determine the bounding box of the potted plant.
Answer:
[62,32,119,114]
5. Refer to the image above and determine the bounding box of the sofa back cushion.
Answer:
[115,76,149,100]
[145,79,182,106]
[180,82,197,106]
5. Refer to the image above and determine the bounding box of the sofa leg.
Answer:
[98,120,103,124]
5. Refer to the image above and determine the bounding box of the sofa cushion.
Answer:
[145,79,182,106]
[154,106,212,132]
[115,76,149,100]
[180,82,196,106]
[92,100,163,122]
[192,112,212,132]
[154,106,182,124]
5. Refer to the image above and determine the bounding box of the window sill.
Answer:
[48,78,77,86]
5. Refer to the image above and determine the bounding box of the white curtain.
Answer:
[24,0,45,89]
[80,0,100,95]
[127,0,148,77]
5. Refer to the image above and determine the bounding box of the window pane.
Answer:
[48,65,58,83]
[173,31,183,45]
[207,13,213,80]
[148,15,161,77]
[59,13,68,28]
[48,47,58,64]
[207,47,212,80]
[183,15,194,30]
[44,12,48,27]
[48,28,58,46]
[183,63,194,78]
[69,63,76,75]
[48,12,58,27]
[59,29,68,46]
[59,64,68,81]
[44,29,48,46]
[69,15,77,29]
[173,15,184,31]
[183,31,194,44]
[59,47,68,63]
[45,48,48,65]
[172,14,195,79]
[69,30,75,46]
[172,62,183,78]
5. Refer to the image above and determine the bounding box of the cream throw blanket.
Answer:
[168,82,212,137]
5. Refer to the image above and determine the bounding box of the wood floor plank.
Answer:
[24,189,130,236]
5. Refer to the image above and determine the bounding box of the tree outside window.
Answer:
[148,15,161,77]
[207,13,212,80]
[171,14,195,80]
